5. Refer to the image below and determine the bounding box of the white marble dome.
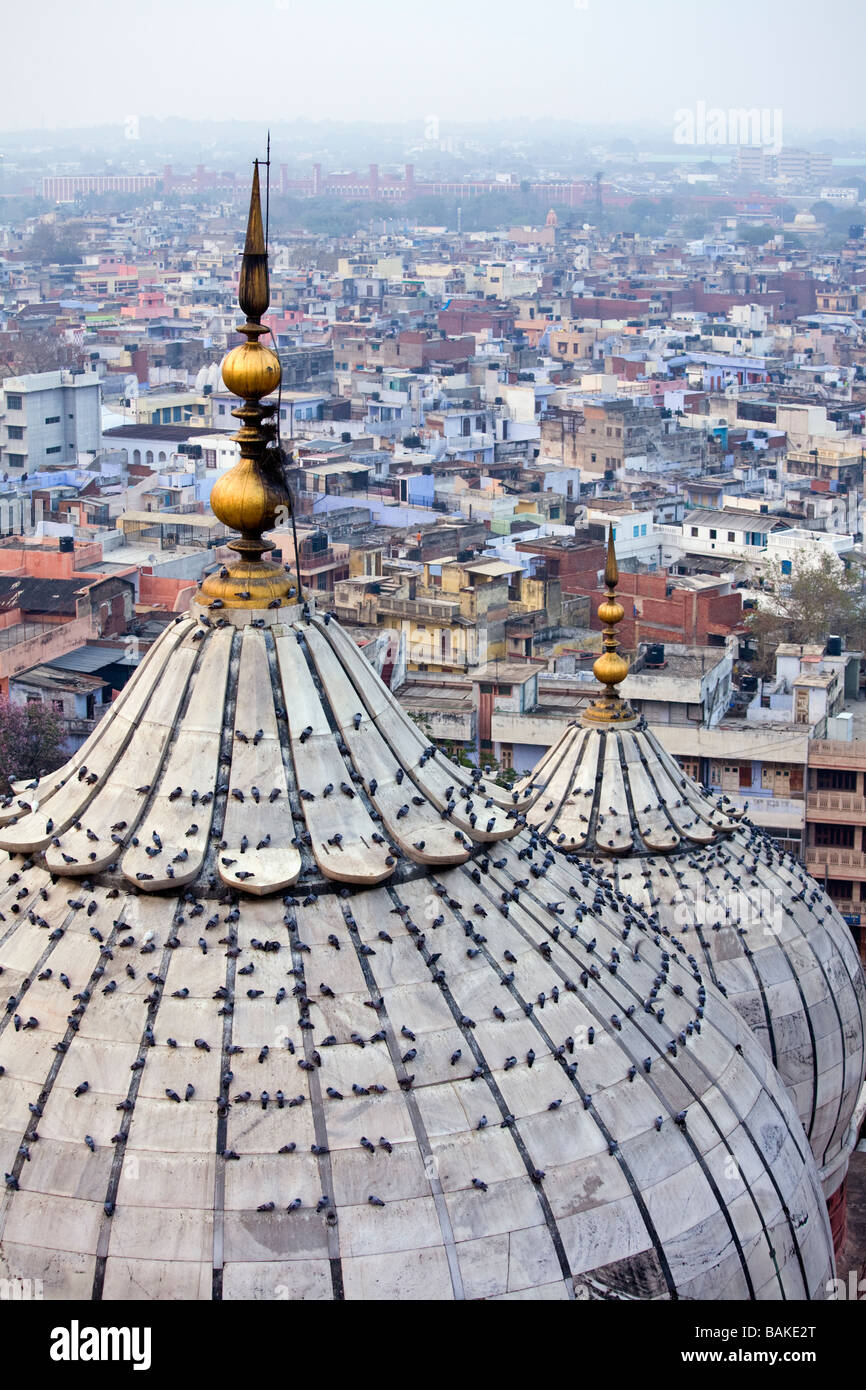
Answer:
[0,608,836,1300]
[518,718,866,1205]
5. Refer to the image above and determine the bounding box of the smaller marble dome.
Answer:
[516,721,866,1198]
[513,532,866,1206]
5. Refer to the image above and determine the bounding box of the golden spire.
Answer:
[197,159,298,612]
[583,525,634,725]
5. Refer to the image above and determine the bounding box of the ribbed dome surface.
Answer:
[0,612,836,1301]
[0,608,517,895]
[519,720,866,1194]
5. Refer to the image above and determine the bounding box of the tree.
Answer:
[0,333,87,378]
[0,699,67,794]
[25,223,83,265]
[746,549,866,676]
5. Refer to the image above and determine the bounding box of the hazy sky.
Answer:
[3,0,865,135]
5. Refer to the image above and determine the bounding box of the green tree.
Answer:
[0,699,67,794]
[746,550,866,676]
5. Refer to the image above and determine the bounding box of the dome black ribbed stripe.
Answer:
[341,896,466,1301]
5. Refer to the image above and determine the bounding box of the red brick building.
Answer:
[588,571,744,652]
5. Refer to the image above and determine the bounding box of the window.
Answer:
[7,426,23,439]
[709,529,717,540]
[500,747,514,770]
[6,394,22,410]
[51,699,64,714]
[826,879,854,901]
[633,525,639,537]
[6,454,25,467]
[44,415,60,425]
[691,527,698,537]
[815,769,857,791]
[640,524,647,536]
[728,532,735,542]
[46,446,61,454]
[813,823,854,847]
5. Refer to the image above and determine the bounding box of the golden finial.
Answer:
[583,525,634,725]
[197,159,298,612]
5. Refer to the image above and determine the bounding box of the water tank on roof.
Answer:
[59,536,75,553]
[740,674,759,694]
[827,635,843,657]
[644,643,665,668]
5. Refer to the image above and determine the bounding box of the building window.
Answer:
[709,529,717,539]
[45,416,60,425]
[46,446,61,454]
[727,532,735,542]
[6,395,22,410]
[691,527,698,537]
[815,768,857,791]
[7,426,23,440]
[51,699,64,714]
[500,746,514,770]
[826,879,854,901]
[813,822,855,847]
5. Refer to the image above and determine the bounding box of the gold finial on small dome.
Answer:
[583,525,635,725]
[198,159,298,613]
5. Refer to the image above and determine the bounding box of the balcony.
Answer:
[377,597,461,623]
[809,739,866,766]
[806,790,866,819]
[723,792,805,829]
[826,899,863,924]
[805,846,866,879]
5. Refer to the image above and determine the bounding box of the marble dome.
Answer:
[517,615,866,1223]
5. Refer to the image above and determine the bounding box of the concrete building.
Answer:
[0,370,101,474]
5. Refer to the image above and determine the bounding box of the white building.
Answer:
[0,370,101,474]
